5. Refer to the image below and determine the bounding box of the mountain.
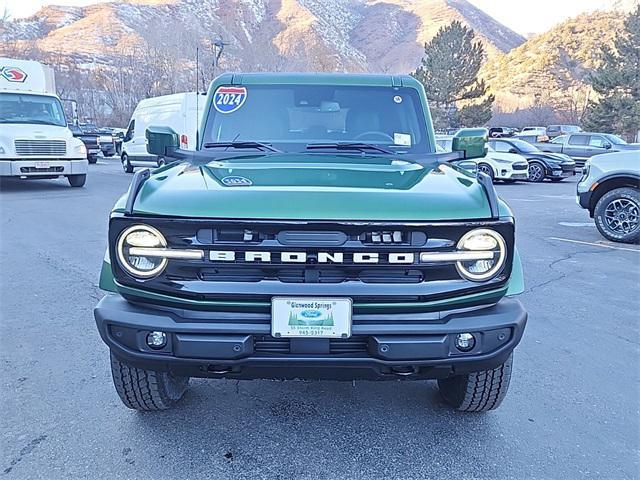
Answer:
[1,0,525,74]
[480,4,636,113]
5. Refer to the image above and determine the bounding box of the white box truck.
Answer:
[0,58,88,187]
[120,92,205,173]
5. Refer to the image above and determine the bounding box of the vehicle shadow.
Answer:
[127,378,511,478]
[0,177,73,192]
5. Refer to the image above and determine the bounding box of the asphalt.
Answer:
[1,160,639,480]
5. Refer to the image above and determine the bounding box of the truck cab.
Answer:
[95,73,527,413]
[0,58,88,187]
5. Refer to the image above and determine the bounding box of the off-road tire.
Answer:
[110,352,190,411]
[88,156,98,164]
[437,353,513,412]
[67,174,86,187]
[594,187,640,244]
[528,162,545,183]
[121,153,134,173]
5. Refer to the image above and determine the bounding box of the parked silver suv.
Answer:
[577,151,640,243]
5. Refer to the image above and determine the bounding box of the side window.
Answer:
[588,136,607,148]
[547,125,559,133]
[568,135,588,146]
[493,141,511,153]
[124,120,135,142]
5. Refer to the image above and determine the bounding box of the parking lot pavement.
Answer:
[1,164,638,480]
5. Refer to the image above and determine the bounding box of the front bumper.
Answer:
[0,158,88,177]
[95,294,527,380]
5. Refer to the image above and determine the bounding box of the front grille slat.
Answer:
[254,336,368,354]
[15,140,67,156]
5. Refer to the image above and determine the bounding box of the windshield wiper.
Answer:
[306,142,394,154]
[203,141,282,152]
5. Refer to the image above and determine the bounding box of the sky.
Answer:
[0,0,617,36]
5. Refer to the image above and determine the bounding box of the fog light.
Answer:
[455,333,476,352]
[146,331,167,349]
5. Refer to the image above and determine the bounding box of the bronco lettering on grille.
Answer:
[209,251,417,264]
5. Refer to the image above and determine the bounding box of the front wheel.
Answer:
[528,162,545,182]
[122,153,133,173]
[88,156,98,165]
[478,163,494,180]
[594,187,640,244]
[157,157,166,167]
[67,174,86,187]
[437,354,513,412]
[110,353,190,411]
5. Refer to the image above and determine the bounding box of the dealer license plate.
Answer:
[271,297,352,338]
[35,161,50,169]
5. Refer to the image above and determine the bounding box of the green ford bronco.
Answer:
[94,73,527,412]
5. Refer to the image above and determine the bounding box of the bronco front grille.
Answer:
[15,140,66,156]
[254,335,368,354]
[109,217,515,306]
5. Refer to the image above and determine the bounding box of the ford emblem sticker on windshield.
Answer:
[221,176,252,186]
[213,86,247,113]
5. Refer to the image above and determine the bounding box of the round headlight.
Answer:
[456,228,506,281]
[116,225,167,278]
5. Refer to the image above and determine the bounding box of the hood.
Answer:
[0,123,73,140]
[617,143,640,150]
[128,153,494,221]
[528,151,574,164]
[486,151,526,164]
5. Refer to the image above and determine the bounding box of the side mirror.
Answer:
[452,128,488,160]
[604,143,612,149]
[509,148,518,154]
[146,125,179,157]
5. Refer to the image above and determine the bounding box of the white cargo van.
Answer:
[0,58,88,187]
[120,92,205,173]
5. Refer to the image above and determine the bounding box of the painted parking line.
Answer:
[549,237,640,252]
[558,222,595,227]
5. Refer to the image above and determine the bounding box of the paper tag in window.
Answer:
[394,133,412,146]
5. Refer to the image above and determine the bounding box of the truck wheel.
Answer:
[528,162,545,182]
[67,174,86,187]
[478,163,494,180]
[157,157,166,167]
[594,187,640,244]
[110,352,190,411]
[88,156,98,165]
[122,154,134,173]
[437,353,512,412]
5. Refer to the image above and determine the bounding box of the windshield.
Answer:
[510,139,540,153]
[202,84,431,154]
[604,134,627,145]
[0,93,66,126]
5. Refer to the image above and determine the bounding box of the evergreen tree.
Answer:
[412,20,494,130]
[583,6,640,139]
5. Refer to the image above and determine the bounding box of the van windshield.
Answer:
[202,84,431,154]
[0,93,66,126]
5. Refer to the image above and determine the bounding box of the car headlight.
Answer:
[116,225,168,278]
[75,143,87,156]
[493,158,511,164]
[455,229,507,281]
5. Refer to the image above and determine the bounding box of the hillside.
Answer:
[1,0,525,73]
[480,10,627,112]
